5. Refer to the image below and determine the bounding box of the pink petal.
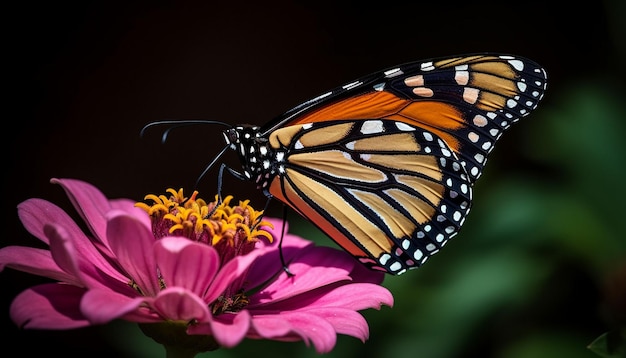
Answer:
[10,283,89,329]
[154,237,218,296]
[252,312,337,353]
[257,282,394,312]
[204,249,266,304]
[214,311,252,347]
[246,314,291,337]
[106,211,161,296]
[81,288,154,324]
[20,198,121,270]
[309,283,394,311]
[151,287,211,322]
[189,310,251,348]
[51,178,113,245]
[346,256,386,285]
[44,223,130,292]
[17,198,87,246]
[300,307,369,342]
[0,246,78,284]
[109,198,152,228]
[45,224,81,280]
[245,231,315,288]
[248,246,354,305]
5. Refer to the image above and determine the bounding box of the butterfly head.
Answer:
[223,125,275,187]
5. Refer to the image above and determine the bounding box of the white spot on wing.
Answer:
[343,81,363,90]
[507,59,524,71]
[455,70,469,85]
[361,120,384,134]
[463,87,479,104]
[384,68,403,77]
[413,87,434,97]
[473,115,488,127]
[507,99,518,108]
[468,132,479,143]
[396,122,415,131]
[421,62,435,71]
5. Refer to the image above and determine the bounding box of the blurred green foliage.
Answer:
[99,79,626,358]
[588,329,626,358]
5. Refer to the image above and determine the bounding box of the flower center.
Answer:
[136,189,273,254]
[135,189,274,313]
[211,289,250,315]
[135,188,273,315]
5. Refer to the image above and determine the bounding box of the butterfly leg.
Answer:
[214,163,293,276]
[279,205,295,277]
[248,195,294,276]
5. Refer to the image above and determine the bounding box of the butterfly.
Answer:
[143,54,547,275]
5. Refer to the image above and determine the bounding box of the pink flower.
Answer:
[0,178,393,355]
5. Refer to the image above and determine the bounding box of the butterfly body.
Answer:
[220,54,547,275]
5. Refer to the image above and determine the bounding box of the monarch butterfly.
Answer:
[143,54,547,275]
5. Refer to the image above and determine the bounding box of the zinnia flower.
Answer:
[0,178,393,356]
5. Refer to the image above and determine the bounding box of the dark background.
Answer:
[4,1,625,357]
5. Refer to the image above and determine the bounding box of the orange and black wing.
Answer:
[266,119,472,274]
[262,54,548,184]
[259,54,547,274]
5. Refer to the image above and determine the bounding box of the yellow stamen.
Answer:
[135,189,274,245]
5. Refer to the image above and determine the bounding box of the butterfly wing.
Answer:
[266,119,472,274]
[262,54,548,183]
[254,54,547,274]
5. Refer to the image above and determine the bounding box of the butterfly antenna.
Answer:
[140,119,233,143]
[140,118,235,215]
[196,144,230,194]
